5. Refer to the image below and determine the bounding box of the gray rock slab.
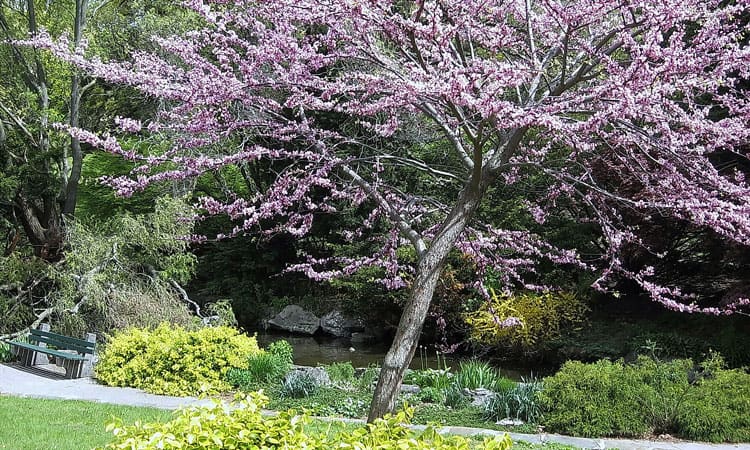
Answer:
[267,304,320,335]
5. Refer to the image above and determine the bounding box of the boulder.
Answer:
[285,366,331,387]
[320,310,365,338]
[267,305,320,335]
[400,384,421,395]
[464,387,496,407]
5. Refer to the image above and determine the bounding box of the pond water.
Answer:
[254,331,531,380]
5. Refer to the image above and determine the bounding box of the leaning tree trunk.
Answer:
[367,179,485,421]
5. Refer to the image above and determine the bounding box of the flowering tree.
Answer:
[34,0,750,419]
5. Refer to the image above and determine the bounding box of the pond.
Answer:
[255,331,532,380]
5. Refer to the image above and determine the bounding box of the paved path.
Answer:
[1,363,748,450]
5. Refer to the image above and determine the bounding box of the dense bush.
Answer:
[99,392,514,449]
[539,356,750,442]
[95,323,260,396]
[676,368,750,442]
[464,290,588,352]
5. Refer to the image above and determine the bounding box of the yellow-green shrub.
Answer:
[464,289,588,350]
[99,391,513,450]
[95,323,260,396]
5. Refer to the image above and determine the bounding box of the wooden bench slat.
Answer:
[30,329,95,352]
[8,341,86,361]
[28,335,94,355]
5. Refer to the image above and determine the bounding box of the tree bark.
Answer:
[367,176,486,421]
[62,0,88,216]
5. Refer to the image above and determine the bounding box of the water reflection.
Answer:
[254,332,527,380]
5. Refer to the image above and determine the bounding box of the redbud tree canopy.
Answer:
[34,0,750,417]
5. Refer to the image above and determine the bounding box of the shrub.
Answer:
[539,359,649,438]
[454,360,500,390]
[280,370,319,398]
[484,377,543,423]
[676,368,750,442]
[224,367,257,391]
[245,351,292,384]
[267,339,294,363]
[94,323,260,396]
[465,290,588,351]
[99,391,514,449]
[539,355,750,441]
[325,361,355,384]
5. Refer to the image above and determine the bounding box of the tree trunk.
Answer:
[62,0,88,216]
[15,193,63,260]
[367,177,486,421]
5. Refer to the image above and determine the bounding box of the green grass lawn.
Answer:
[0,395,578,450]
[0,395,174,450]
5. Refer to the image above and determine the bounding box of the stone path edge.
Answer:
[2,363,748,450]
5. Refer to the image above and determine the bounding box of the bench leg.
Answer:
[61,359,83,379]
[19,348,35,367]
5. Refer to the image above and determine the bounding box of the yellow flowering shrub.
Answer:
[99,391,513,450]
[95,323,261,396]
[465,289,588,350]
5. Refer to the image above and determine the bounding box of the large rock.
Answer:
[267,305,320,335]
[464,387,496,407]
[320,310,365,338]
[284,366,331,387]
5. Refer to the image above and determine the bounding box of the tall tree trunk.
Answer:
[367,179,485,421]
[63,0,88,216]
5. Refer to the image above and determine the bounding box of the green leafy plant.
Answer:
[484,377,544,424]
[404,368,452,390]
[454,360,501,390]
[325,361,355,385]
[0,342,14,362]
[224,367,258,391]
[676,367,750,442]
[443,383,470,408]
[94,323,260,396]
[245,351,292,384]
[539,359,648,438]
[280,371,320,398]
[271,386,372,418]
[102,391,514,450]
[417,386,446,404]
[356,365,380,391]
[539,355,750,441]
[267,339,294,363]
[465,290,588,351]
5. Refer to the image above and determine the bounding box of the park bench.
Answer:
[3,327,96,379]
